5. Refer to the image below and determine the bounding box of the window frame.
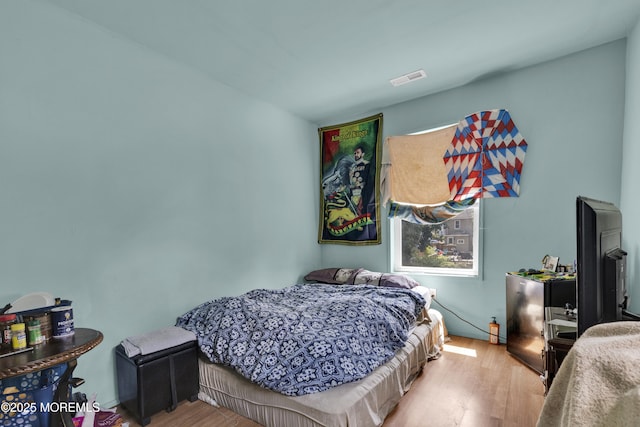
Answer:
[390,200,482,277]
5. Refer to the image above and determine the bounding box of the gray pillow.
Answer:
[304,268,363,284]
[305,268,419,289]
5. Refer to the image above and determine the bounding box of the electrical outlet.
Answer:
[429,288,437,299]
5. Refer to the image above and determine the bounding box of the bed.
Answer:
[536,321,640,427]
[176,271,445,427]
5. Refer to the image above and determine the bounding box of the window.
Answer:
[391,201,481,277]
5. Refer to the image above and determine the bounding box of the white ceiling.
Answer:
[42,0,640,123]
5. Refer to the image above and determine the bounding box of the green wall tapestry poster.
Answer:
[318,114,382,245]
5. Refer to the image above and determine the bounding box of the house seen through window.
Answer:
[391,202,480,276]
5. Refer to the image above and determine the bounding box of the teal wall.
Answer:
[621,19,640,315]
[0,1,320,406]
[2,0,638,409]
[320,40,629,340]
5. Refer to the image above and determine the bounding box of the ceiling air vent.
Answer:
[390,69,427,87]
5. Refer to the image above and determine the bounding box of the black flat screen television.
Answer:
[576,196,640,337]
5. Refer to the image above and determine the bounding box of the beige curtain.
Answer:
[381,124,456,207]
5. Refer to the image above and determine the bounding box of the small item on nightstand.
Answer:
[0,313,17,350]
[0,303,12,314]
[11,322,27,350]
[51,305,74,338]
[489,317,500,345]
[26,319,43,346]
[564,303,576,319]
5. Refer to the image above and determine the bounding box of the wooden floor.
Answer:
[118,336,545,427]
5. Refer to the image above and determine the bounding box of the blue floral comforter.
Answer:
[176,283,425,396]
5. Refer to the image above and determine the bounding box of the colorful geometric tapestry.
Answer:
[443,109,528,201]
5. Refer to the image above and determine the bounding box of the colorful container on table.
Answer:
[51,305,74,338]
[27,319,43,346]
[0,313,17,350]
[11,322,27,350]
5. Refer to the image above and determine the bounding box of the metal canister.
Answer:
[51,305,74,338]
[27,319,43,346]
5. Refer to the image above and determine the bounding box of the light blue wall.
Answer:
[621,19,640,315]
[0,1,319,406]
[2,0,637,409]
[320,40,628,340]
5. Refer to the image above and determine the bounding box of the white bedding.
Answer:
[198,308,445,427]
[537,321,640,426]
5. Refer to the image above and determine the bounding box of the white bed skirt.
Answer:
[198,309,445,427]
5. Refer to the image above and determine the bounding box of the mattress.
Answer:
[198,309,445,427]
